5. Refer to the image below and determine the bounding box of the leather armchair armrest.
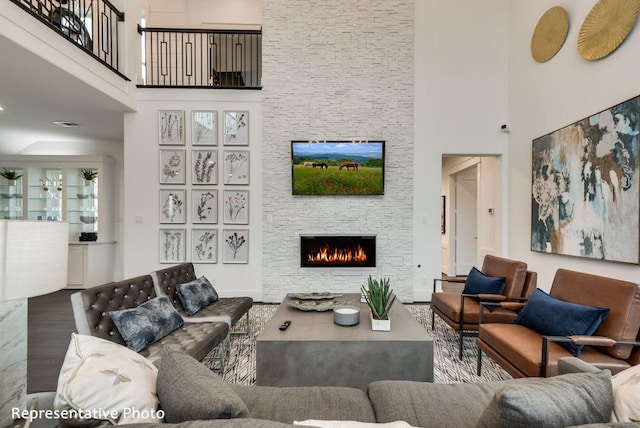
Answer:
[476,293,505,301]
[499,302,526,311]
[567,335,617,347]
[433,276,467,293]
[541,335,640,377]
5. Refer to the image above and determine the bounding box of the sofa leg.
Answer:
[232,311,250,336]
[459,331,465,360]
[477,348,483,376]
[431,310,435,330]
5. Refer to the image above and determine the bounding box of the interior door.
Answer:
[454,167,478,275]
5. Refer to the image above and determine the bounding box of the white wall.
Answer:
[508,2,640,289]
[413,0,510,300]
[123,89,263,298]
[141,0,261,28]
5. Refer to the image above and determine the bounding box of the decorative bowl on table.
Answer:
[79,216,97,224]
[291,292,343,300]
[333,305,360,326]
[288,299,342,312]
[77,194,89,199]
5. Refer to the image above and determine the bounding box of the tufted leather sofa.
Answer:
[151,262,253,333]
[477,269,640,378]
[70,274,229,362]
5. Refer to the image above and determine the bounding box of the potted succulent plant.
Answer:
[361,276,396,331]
[80,169,98,186]
[1,169,23,186]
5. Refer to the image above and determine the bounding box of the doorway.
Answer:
[441,156,503,277]
[453,166,477,275]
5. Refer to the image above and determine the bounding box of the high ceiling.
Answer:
[0,32,127,153]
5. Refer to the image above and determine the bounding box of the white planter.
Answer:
[370,311,391,331]
[7,179,16,186]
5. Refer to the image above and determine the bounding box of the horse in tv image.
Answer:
[338,162,359,171]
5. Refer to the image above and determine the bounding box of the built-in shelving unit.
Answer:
[0,155,117,288]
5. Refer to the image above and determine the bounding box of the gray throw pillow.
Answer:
[157,347,250,422]
[476,370,613,428]
[176,276,219,316]
[109,296,184,352]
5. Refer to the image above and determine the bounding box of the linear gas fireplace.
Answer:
[300,235,376,268]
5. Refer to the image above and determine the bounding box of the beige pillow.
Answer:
[611,364,640,423]
[54,333,162,425]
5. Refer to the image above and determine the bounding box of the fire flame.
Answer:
[307,244,367,264]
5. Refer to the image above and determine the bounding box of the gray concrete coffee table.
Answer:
[256,293,433,391]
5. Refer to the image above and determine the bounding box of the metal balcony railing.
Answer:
[138,26,262,89]
[10,0,128,80]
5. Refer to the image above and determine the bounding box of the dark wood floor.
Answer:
[28,289,77,393]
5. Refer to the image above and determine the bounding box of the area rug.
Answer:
[212,303,511,385]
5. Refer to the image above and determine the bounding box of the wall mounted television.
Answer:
[291,140,385,195]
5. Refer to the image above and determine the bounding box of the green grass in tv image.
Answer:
[292,159,383,195]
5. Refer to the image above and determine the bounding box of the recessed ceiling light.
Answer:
[53,121,82,127]
[0,106,4,111]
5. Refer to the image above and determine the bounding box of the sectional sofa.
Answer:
[121,349,632,428]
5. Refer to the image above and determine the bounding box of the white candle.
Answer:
[335,307,359,314]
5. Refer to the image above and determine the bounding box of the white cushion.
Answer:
[611,364,640,423]
[54,333,161,425]
[294,421,416,428]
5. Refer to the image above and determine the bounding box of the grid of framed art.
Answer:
[158,109,250,264]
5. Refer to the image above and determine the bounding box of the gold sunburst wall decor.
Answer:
[531,6,570,63]
[578,0,640,60]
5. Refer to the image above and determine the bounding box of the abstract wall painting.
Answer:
[531,95,640,264]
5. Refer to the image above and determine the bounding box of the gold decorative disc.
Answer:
[531,6,570,63]
[578,0,640,60]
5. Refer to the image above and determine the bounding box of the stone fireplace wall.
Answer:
[261,0,415,301]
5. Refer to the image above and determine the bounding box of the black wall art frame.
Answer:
[291,140,385,195]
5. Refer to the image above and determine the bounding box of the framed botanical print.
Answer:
[222,229,249,264]
[223,150,250,185]
[159,189,186,224]
[192,150,218,185]
[159,110,185,145]
[223,111,249,145]
[192,110,217,146]
[159,149,186,184]
[159,229,186,263]
[191,229,217,263]
[223,190,249,224]
[192,189,218,224]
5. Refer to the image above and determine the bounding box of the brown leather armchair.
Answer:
[431,255,537,359]
[477,269,640,377]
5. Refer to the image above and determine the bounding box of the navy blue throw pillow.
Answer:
[109,296,184,352]
[176,276,219,316]
[514,289,610,356]
[462,267,507,295]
